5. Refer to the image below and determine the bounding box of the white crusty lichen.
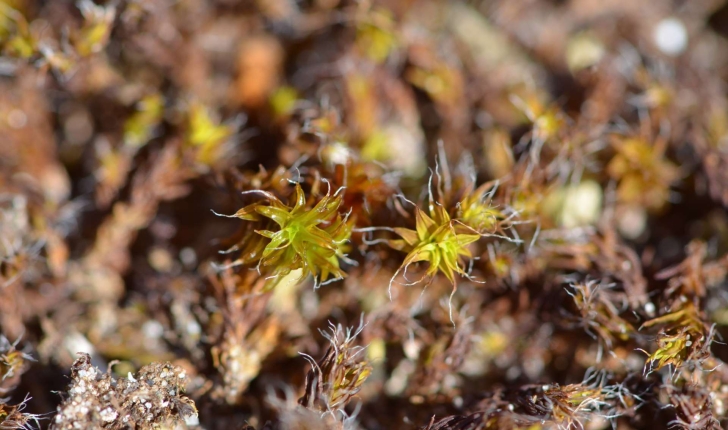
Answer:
[51,353,198,430]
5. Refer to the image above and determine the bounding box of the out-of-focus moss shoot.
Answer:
[123,94,164,149]
[73,0,115,57]
[185,103,235,168]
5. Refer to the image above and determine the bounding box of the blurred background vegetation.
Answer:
[2,0,728,429]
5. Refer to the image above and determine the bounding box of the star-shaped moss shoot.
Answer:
[218,183,353,289]
[388,202,480,303]
[456,181,517,237]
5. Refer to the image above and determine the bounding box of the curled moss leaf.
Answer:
[566,281,635,354]
[640,301,713,375]
[299,320,371,413]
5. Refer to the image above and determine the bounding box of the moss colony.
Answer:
[2,0,728,429]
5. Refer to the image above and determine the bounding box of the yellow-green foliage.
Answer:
[389,203,479,292]
[222,183,353,288]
